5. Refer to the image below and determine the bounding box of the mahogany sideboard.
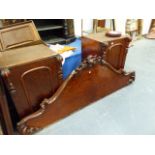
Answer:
[0,22,135,135]
[17,55,135,135]
[82,32,131,70]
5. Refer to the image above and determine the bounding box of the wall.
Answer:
[115,19,151,34]
[74,19,152,37]
[142,19,151,34]
[74,19,82,37]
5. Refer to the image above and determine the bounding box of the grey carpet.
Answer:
[36,38,155,135]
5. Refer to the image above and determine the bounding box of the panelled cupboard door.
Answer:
[1,56,62,119]
[105,39,127,70]
[82,32,131,70]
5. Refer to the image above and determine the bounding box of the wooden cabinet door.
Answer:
[1,57,62,119]
[105,37,131,70]
[105,42,127,70]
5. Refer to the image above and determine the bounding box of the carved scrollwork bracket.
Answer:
[17,123,41,135]
[75,55,106,74]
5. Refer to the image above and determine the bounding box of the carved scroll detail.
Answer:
[17,55,135,134]
[128,72,135,84]
[17,123,41,135]
[74,55,129,76]
[75,55,103,73]
[17,99,49,134]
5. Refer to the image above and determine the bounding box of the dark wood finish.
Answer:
[0,21,63,134]
[98,20,106,27]
[81,37,105,58]
[17,55,135,135]
[0,76,14,134]
[31,19,75,44]
[1,54,63,119]
[82,32,131,70]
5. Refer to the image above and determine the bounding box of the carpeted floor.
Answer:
[1,38,155,135]
[36,38,155,135]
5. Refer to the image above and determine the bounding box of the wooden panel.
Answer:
[0,76,14,134]
[0,21,41,51]
[98,20,106,27]
[65,19,75,37]
[82,37,106,59]
[1,56,62,119]
[0,44,57,69]
[106,43,126,70]
[17,56,135,135]
[21,66,55,111]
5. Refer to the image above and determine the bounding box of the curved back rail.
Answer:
[17,56,135,134]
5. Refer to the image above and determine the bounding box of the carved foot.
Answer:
[17,123,41,135]
[128,72,135,84]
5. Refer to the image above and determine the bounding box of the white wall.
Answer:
[142,19,151,34]
[74,19,152,37]
[115,19,152,35]
[82,19,93,34]
[115,19,126,34]
[74,19,94,36]
[74,19,82,37]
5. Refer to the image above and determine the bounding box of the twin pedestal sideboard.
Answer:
[0,21,134,134]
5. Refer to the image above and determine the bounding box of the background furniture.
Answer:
[125,19,143,40]
[0,19,75,44]
[146,19,155,39]
[93,19,116,33]
[32,19,75,44]
[82,32,131,70]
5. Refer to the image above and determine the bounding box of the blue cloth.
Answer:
[62,38,82,79]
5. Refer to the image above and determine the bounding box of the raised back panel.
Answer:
[17,56,135,134]
[21,66,54,111]
[0,21,41,51]
[106,43,124,69]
